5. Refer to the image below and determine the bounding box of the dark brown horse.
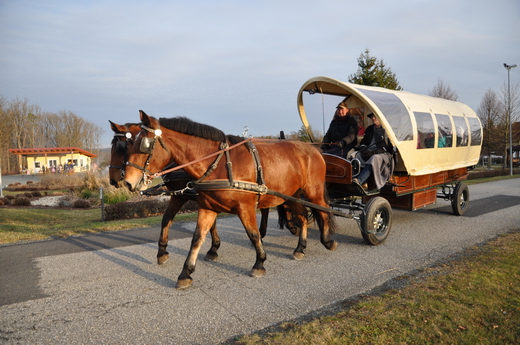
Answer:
[108,120,299,265]
[124,111,336,289]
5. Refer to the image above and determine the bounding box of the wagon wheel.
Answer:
[361,196,392,245]
[451,182,469,216]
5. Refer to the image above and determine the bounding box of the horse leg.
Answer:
[277,203,301,236]
[204,219,220,261]
[238,208,267,277]
[292,215,308,260]
[279,201,308,259]
[157,196,185,265]
[259,208,269,239]
[314,209,338,251]
[176,209,217,289]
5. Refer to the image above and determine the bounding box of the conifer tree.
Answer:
[348,49,402,90]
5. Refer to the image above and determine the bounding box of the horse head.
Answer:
[108,120,141,187]
[124,110,173,192]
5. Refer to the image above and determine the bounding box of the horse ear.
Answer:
[109,120,123,133]
[139,110,150,126]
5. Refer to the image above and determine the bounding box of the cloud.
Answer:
[1,0,519,147]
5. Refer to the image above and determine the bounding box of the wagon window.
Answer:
[467,117,482,146]
[414,112,435,149]
[435,114,453,148]
[452,116,469,147]
[354,88,413,141]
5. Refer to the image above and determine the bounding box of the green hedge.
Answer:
[104,198,198,221]
[468,168,519,180]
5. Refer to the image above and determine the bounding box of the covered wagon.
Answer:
[297,76,483,244]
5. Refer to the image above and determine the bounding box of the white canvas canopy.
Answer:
[297,76,483,176]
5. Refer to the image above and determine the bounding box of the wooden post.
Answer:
[100,187,105,221]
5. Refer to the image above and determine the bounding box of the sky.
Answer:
[1,0,519,148]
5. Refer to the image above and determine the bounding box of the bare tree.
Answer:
[0,96,104,174]
[429,78,459,101]
[500,82,520,168]
[477,89,503,168]
[0,96,13,172]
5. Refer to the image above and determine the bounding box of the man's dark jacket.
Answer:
[322,115,358,153]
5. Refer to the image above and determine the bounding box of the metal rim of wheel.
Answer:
[361,196,392,245]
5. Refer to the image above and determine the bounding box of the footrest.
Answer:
[352,180,380,196]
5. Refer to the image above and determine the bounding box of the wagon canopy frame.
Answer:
[297,76,483,176]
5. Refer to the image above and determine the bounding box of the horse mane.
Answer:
[159,117,244,144]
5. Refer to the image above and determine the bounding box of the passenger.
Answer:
[357,114,365,135]
[321,102,358,158]
[424,132,435,148]
[438,131,446,148]
[351,113,394,190]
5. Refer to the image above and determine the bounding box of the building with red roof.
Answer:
[8,147,97,174]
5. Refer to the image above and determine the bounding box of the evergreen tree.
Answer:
[348,49,402,90]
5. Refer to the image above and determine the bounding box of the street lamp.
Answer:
[504,63,517,176]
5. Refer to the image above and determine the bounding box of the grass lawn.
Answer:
[234,230,520,344]
[0,207,197,244]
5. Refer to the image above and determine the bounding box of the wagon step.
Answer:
[352,180,380,196]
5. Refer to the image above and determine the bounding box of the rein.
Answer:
[130,128,347,215]
[149,137,254,180]
[130,125,268,195]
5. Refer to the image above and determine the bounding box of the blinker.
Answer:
[140,137,155,154]
[115,140,127,154]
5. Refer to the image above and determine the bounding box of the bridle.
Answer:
[109,131,133,179]
[125,125,171,185]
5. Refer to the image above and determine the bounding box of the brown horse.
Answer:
[124,111,336,289]
[108,120,299,265]
[109,120,221,264]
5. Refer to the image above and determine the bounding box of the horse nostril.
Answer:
[124,181,134,191]
[109,179,117,187]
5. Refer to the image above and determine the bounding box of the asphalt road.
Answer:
[1,178,520,344]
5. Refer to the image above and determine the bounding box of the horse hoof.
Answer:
[250,268,265,277]
[157,254,169,265]
[204,252,218,261]
[327,240,338,251]
[292,252,305,260]
[288,226,301,237]
[175,279,193,290]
